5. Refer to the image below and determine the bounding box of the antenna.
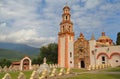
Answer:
[102,28,104,32]
[66,1,68,6]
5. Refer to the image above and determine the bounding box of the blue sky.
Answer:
[0,0,120,48]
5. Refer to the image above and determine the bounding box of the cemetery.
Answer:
[0,64,120,79]
[0,57,120,79]
[0,1,120,79]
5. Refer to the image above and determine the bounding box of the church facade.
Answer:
[74,33,90,68]
[58,5,120,68]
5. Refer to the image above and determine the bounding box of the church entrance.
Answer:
[81,60,85,68]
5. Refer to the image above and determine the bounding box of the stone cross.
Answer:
[43,57,46,64]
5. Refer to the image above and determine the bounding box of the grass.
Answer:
[0,67,120,79]
[103,67,120,72]
[0,70,32,79]
[71,68,88,73]
[57,74,120,79]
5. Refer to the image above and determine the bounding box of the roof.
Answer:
[98,36,111,40]
[12,61,20,65]
[98,32,111,40]
[63,5,70,10]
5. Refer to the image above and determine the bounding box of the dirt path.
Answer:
[48,70,120,79]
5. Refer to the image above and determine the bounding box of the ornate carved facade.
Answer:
[74,33,90,68]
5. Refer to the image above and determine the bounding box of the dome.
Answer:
[98,35,111,40]
[98,32,111,40]
[97,32,113,46]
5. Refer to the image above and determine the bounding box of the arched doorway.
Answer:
[20,56,32,70]
[81,60,85,68]
[23,59,29,70]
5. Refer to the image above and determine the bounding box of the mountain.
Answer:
[0,48,25,60]
[0,42,40,56]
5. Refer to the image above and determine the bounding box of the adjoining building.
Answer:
[89,32,120,68]
[58,5,120,68]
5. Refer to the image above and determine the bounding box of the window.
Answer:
[70,52,72,57]
[102,56,105,64]
[69,26,70,32]
[63,26,64,32]
[65,10,67,13]
[102,56,105,61]
[66,16,67,20]
[102,62,105,64]
[116,60,119,62]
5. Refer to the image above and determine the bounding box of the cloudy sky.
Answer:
[0,0,120,48]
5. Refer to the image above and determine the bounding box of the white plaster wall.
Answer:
[68,36,74,68]
[89,40,96,65]
[109,46,120,54]
[95,46,120,58]
[60,37,65,67]
[96,55,109,65]
[95,45,120,67]
[110,55,120,67]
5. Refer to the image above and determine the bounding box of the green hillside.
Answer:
[0,48,26,61]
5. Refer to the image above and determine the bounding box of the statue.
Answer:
[37,57,50,74]
[43,57,46,64]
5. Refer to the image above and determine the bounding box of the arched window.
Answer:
[70,52,72,57]
[63,26,64,32]
[66,16,67,20]
[69,26,70,32]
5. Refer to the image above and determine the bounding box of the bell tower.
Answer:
[58,5,74,68]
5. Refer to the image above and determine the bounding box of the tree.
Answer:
[0,58,11,68]
[32,43,58,64]
[116,32,120,45]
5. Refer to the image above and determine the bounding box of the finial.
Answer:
[80,32,83,36]
[102,32,105,36]
[79,32,84,38]
[65,0,69,6]
[91,34,95,40]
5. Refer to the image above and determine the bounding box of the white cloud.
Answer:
[0,0,120,47]
[84,0,103,9]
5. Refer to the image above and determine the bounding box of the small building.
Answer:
[12,56,32,70]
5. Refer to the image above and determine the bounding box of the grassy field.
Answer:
[57,74,120,79]
[71,68,88,73]
[0,67,120,79]
[103,67,120,72]
[0,70,32,79]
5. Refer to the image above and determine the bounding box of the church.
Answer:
[58,5,120,68]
